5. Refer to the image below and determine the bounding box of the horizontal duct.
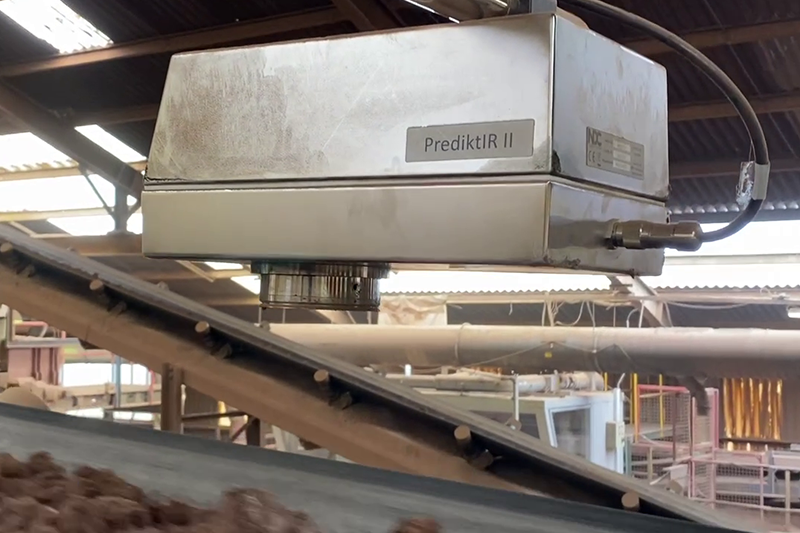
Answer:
[268,324,800,379]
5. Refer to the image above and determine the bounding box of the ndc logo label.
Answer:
[587,128,602,147]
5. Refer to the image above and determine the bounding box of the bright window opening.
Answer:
[0,0,112,53]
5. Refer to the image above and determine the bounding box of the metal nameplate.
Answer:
[406,119,535,163]
[585,127,645,179]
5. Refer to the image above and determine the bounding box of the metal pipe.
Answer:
[512,374,520,423]
[113,355,122,409]
[268,324,800,379]
[382,372,602,394]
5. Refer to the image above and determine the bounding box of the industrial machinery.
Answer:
[142,0,771,313]
[279,370,625,472]
[387,371,626,473]
[0,0,776,530]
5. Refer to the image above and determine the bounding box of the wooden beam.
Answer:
[0,9,346,78]
[330,0,399,31]
[625,19,800,56]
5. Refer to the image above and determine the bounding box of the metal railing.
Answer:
[689,450,800,531]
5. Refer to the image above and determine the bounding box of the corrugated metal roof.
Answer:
[0,11,59,63]
[1,0,799,219]
[670,172,800,214]
[63,0,335,42]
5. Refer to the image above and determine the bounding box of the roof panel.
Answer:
[8,54,170,110]
[1,0,799,219]
[0,12,58,63]
[6,20,357,114]
[670,172,800,213]
[61,0,334,43]
[577,0,800,42]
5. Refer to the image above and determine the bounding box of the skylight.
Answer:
[232,276,260,294]
[0,132,72,172]
[0,174,138,213]
[0,126,144,218]
[0,0,112,53]
[206,262,245,271]
[0,126,144,178]
[76,125,145,163]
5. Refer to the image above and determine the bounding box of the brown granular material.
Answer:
[0,453,440,533]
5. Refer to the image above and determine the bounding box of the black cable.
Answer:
[560,0,770,243]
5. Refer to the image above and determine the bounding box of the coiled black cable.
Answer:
[560,0,770,242]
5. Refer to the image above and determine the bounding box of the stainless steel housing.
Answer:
[143,12,669,310]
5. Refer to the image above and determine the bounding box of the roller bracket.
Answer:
[195,320,234,359]
[313,369,355,409]
[17,263,35,278]
[454,425,495,469]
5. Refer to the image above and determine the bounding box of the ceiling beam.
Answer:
[0,82,143,199]
[0,9,795,82]
[330,0,400,31]
[0,105,158,136]
[670,91,800,122]
[0,9,347,78]
[608,276,672,327]
[624,19,800,56]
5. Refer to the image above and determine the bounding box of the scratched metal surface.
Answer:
[0,404,747,533]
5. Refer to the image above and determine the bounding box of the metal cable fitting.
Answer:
[607,220,704,252]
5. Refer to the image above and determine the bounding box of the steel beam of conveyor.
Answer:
[0,403,737,533]
[0,226,751,530]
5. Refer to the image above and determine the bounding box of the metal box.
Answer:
[142,12,669,311]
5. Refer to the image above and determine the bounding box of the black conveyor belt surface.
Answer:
[0,404,740,533]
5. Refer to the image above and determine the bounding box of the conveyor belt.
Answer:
[0,226,755,530]
[0,403,738,533]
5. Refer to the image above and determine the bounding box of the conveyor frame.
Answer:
[0,226,752,530]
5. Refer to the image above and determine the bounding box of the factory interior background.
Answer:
[2,0,800,532]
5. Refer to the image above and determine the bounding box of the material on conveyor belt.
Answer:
[0,403,743,533]
[0,225,754,530]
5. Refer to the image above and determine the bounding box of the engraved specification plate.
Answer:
[585,127,645,179]
[406,119,535,163]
